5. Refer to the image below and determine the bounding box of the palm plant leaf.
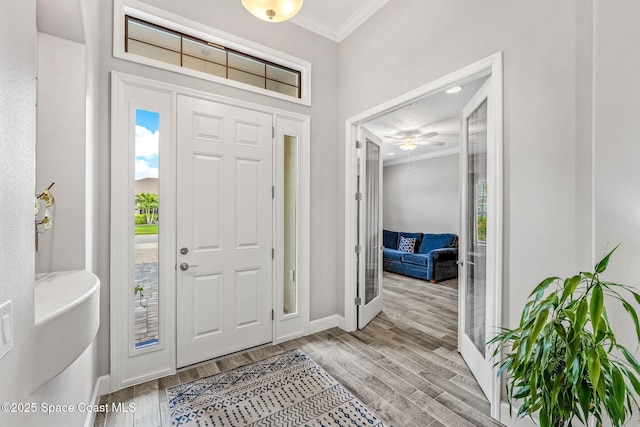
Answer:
[490,245,640,427]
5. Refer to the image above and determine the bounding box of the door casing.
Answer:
[342,52,504,419]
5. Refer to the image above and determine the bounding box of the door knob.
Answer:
[179,262,198,271]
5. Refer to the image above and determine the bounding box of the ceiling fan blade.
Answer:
[384,135,407,141]
[415,140,445,146]
[414,131,439,139]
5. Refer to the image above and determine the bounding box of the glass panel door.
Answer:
[365,141,381,305]
[465,100,488,357]
[358,128,383,329]
[458,77,495,403]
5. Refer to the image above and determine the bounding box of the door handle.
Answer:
[179,262,198,271]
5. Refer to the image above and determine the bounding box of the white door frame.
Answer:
[342,52,503,419]
[110,71,310,391]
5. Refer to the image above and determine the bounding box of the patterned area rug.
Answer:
[166,349,386,427]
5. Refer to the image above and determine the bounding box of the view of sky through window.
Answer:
[135,109,159,180]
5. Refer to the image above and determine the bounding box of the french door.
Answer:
[176,95,273,368]
[357,127,384,329]
[458,77,497,401]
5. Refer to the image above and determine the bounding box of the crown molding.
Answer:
[383,147,460,167]
[291,0,390,43]
[291,11,341,42]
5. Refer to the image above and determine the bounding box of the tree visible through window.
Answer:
[476,181,487,243]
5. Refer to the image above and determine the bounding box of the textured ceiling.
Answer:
[363,76,489,165]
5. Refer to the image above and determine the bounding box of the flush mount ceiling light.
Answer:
[446,86,462,94]
[399,142,418,151]
[241,0,304,22]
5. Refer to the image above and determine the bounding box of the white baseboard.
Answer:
[274,331,305,344]
[309,314,345,334]
[499,401,537,427]
[83,375,110,427]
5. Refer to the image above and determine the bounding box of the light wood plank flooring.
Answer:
[95,272,503,427]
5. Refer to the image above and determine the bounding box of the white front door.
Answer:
[357,127,384,329]
[176,95,273,368]
[458,77,496,400]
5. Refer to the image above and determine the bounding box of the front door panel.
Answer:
[176,95,273,368]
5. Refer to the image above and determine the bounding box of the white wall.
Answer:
[36,32,86,273]
[338,0,578,322]
[383,154,459,234]
[0,2,98,426]
[342,0,640,421]
[92,0,340,376]
[0,0,38,422]
[593,0,640,351]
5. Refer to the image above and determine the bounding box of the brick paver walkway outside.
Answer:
[134,242,159,348]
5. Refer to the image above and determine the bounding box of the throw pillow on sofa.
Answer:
[398,236,417,253]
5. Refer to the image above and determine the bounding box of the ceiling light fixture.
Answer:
[446,86,462,94]
[241,0,304,23]
[399,142,418,151]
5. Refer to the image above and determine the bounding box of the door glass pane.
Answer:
[134,109,160,349]
[365,140,381,305]
[465,99,488,357]
[283,135,297,315]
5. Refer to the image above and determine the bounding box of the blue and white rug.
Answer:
[166,349,386,426]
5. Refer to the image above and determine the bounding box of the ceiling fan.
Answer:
[385,130,445,151]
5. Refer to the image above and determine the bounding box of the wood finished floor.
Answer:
[95,272,503,427]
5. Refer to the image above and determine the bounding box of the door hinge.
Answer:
[272,126,275,138]
[356,140,362,149]
[272,309,274,320]
[272,186,275,199]
[272,248,275,259]
[355,245,361,254]
[355,192,362,201]
[355,297,362,305]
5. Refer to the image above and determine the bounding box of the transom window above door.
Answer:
[114,0,312,105]
[125,17,301,99]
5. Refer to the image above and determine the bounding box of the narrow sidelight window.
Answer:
[134,109,160,349]
[283,135,298,315]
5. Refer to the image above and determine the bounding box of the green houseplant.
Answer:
[489,246,640,427]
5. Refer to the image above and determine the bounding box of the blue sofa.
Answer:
[383,230,459,283]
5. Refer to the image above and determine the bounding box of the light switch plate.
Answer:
[0,300,13,360]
